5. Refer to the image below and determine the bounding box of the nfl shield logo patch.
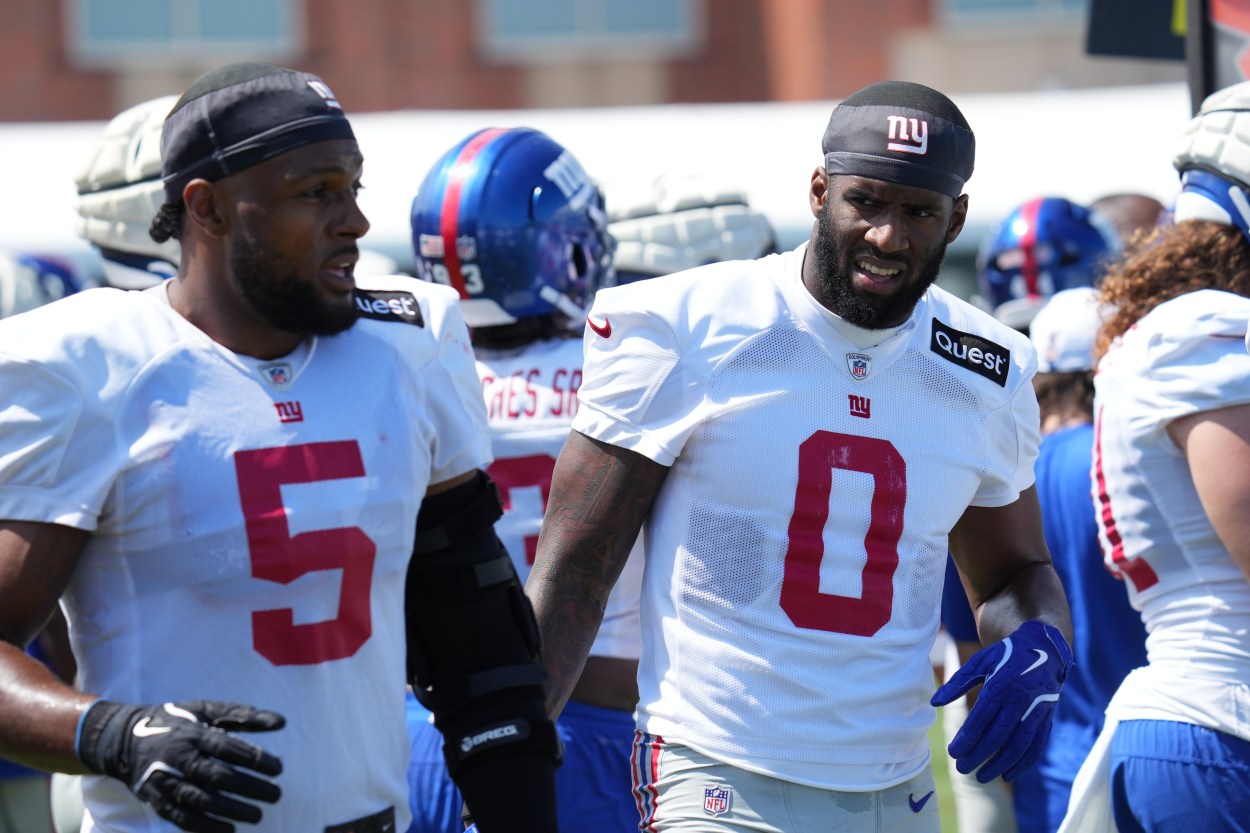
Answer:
[846,352,872,380]
[259,362,293,389]
[703,784,731,817]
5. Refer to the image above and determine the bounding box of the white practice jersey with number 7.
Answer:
[475,337,643,660]
[1090,288,1250,740]
[0,276,490,832]
[572,243,1040,790]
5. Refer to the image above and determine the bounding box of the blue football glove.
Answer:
[930,620,1072,783]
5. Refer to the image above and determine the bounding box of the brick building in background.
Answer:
[0,0,1183,122]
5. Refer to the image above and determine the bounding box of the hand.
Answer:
[76,699,285,833]
[930,620,1072,783]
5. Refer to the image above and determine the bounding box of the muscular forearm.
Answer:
[974,560,1073,646]
[528,431,666,717]
[527,546,614,718]
[0,639,95,773]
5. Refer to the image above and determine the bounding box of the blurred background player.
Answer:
[975,196,1121,332]
[73,93,398,290]
[74,94,179,290]
[1007,287,1147,833]
[1061,79,1250,833]
[407,127,775,832]
[607,172,777,285]
[940,194,1121,833]
[1088,193,1166,251]
[0,253,54,320]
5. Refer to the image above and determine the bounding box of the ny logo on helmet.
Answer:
[886,116,928,155]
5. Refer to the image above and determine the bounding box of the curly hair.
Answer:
[149,200,186,244]
[1094,220,1250,361]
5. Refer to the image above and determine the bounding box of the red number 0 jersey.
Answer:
[573,244,1040,790]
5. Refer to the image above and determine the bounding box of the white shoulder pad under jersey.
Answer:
[1093,289,1250,617]
[574,245,1040,789]
[575,245,1038,497]
[475,336,642,661]
[353,274,492,482]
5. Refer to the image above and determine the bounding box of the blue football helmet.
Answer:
[977,196,1120,330]
[410,127,615,329]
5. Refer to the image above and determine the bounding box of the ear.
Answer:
[182,179,229,238]
[946,194,970,244]
[809,167,829,217]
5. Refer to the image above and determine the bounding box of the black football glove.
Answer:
[76,699,285,833]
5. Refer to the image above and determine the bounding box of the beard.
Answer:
[230,225,358,338]
[809,201,948,329]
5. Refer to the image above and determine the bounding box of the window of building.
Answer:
[939,0,1088,23]
[69,0,300,65]
[479,0,700,60]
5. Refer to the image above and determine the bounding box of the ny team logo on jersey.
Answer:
[849,394,871,419]
[886,115,928,155]
[930,319,1010,387]
[274,401,304,423]
[846,352,872,380]
[703,784,731,816]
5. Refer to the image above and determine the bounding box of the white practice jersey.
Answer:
[476,337,642,660]
[0,276,490,832]
[1091,288,1250,740]
[573,243,1040,790]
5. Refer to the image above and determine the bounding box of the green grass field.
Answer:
[929,708,958,831]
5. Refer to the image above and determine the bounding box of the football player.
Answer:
[1060,80,1250,833]
[976,196,1120,332]
[407,128,776,832]
[527,79,1074,833]
[943,195,1127,833]
[0,63,560,833]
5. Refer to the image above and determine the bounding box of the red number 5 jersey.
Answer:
[0,276,490,832]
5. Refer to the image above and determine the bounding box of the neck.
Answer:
[168,261,302,360]
[1040,411,1091,435]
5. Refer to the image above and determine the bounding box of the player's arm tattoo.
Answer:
[527,431,667,716]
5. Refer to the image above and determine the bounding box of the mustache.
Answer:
[324,246,361,264]
[851,246,909,269]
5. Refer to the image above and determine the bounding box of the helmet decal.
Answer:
[978,196,1120,330]
[411,127,616,329]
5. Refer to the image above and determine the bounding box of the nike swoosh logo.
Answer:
[1021,692,1061,721]
[586,314,611,338]
[133,717,172,738]
[1021,648,1048,675]
[909,791,935,812]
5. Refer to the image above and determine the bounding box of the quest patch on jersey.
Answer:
[353,289,425,327]
[930,318,1010,387]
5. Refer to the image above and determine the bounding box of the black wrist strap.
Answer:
[76,700,134,780]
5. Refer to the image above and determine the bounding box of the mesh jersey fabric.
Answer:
[475,336,642,660]
[0,277,490,832]
[1091,288,1250,740]
[572,243,1040,790]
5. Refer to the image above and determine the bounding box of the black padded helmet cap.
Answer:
[160,62,356,201]
[822,80,975,199]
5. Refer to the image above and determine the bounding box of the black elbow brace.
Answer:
[406,470,561,777]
